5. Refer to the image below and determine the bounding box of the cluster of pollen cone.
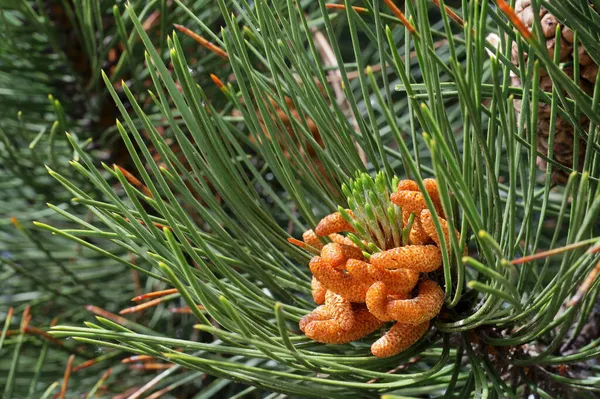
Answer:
[290,173,462,358]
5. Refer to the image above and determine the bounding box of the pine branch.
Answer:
[3,0,600,397]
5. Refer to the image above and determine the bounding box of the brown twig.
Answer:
[169,306,193,314]
[169,304,205,314]
[120,295,177,315]
[2,307,14,340]
[21,305,31,330]
[383,0,416,33]
[121,355,155,364]
[123,218,167,230]
[131,288,179,302]
[325,4,368,13]
[129,363,175,370]
[125,363,180,399]
[84,368,112,399]
[287,237,321,255]
[142,10,161,32]
[59,355,75,399]
[210,73,226,90]
[144,385,179,399]
[73,358,100,373]
[568,259,600,307]
[86,305,131,327]
[25,326,66,347]
[432,0,465,27]
[511,240,598,265]
[115,165,153,197]
[111,386,140,399]
[496,0,534,40]
[311,27,367,165]
[174,24,229,59]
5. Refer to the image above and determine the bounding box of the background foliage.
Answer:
[2,0,600,398]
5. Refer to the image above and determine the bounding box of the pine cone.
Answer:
[511,0,598,184]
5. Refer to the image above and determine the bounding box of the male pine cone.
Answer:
[510,0,598,183]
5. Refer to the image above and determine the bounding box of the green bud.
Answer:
[347,198,357,214]
[365,203,376,222]
[337,206,355,225]
[387,206,396,224]
[402,213,415,246]
[375,172,387,193]
[347,233,370,252]
[388,206,401,248]
[367,242,380,253]
[361,174,375,190]
[352,189,365,206]
[353,221,368,238]
[368,190,379,205]
[353,177,363,192]
[341,183,352,198]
